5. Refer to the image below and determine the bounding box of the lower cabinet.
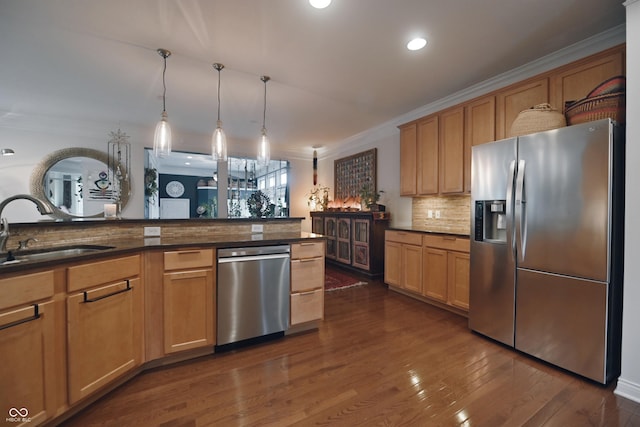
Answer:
[290,242,325,325]
[384,231,423,293]
[386,231,470,314]
[162,249,215,354]
[0,270,57,426]
[66,255,143,404]
[423,235,470,312]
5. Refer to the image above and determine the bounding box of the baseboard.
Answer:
[614,377,640,403]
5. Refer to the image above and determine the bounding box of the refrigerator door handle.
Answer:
[506,160,516,258]
[515,159,526,259]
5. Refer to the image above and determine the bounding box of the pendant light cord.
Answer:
[261,76,270,130]
[217,68,221,122]
[162,55,167,113]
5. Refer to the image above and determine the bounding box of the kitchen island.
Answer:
[0,217,325,427]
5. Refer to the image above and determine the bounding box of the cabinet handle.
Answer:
[443,236,457,241]
[0,304,40,331]
[299,242,316,246]
[176,250,202,255]
[83,280,132,303]
[299,290,317,296]
[299,258,318,263]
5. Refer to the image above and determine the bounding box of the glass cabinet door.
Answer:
[336,218,351,264]
[353,219,369,244]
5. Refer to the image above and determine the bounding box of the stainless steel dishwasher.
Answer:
[216,245,290,347]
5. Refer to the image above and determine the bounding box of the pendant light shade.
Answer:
[211,63,228,162]
[153,48,172,158]
[257,75,271,166]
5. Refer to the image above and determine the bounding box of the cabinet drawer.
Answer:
[291,241,324,259]
[291,289,323,325]
[68,255,141,292]
[164,249,213,271]
[291,258,324,292]
[386,230,422,246]
[0,270,54,310]
[423,235,470,252]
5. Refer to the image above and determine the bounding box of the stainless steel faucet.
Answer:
[0,194,53,253]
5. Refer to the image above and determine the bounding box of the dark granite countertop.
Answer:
[0,231,324,274]
[387,226,470,238]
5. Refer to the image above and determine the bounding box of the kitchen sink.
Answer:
[1,244,115,265]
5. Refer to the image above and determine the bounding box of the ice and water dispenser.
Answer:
[474,201,507,242]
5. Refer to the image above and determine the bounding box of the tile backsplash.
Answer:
[412,195,470,235]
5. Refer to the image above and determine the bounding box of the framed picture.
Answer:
[334,148,376,200]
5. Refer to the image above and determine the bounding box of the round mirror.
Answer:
[30,148,130,219]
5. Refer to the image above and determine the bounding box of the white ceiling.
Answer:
[0,0,626,157]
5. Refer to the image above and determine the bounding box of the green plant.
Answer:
[307,184,329,211]
[359,183,381,209]
[144,167,158,201]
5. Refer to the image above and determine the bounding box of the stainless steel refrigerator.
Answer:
[469,118,624,384]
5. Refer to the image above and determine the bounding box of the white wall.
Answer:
[615,0,640,403]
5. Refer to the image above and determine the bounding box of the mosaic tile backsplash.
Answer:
[412,195,470,235]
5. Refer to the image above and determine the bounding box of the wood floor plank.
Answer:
[60,268,640,427]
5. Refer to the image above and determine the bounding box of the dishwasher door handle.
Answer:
[218,253,290,263]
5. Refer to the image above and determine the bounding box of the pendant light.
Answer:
[153,48,172,158]
[257,75,271,166]
[211,63,228,162]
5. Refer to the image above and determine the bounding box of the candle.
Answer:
[104,203,117,218]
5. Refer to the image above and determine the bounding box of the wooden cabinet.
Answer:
[163,249,215,354]
[399,123,418,195]
[422,235,470,312]
[439,106,465,194]
[324,216,337,260]
[384,230,423,294]
[0,270,57,426]
[66,255,143,404]
[464,95,496,192]
[417,116,439,195]
[312,212,390,278]
[550,48,625,111]
[496,77,549,140]
[336,217,351,264]
[399,109,464,196]
[290,242,325,326]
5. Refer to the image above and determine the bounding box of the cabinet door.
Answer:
[417,116,439,195]
[163,269,214,354]
[384,241,401,286]
[291,289,323,325]
[352,219,370,270]
[423,247,448,302]
[399,123,417,196]
[0,301,55,426]
[311,216,324,234]
[401,244,423,294]
[496,78,549,140]
[439,107,465,194]
[67,278,142,404]
[550,49,624,111]
[336,218,351,264]
[324,217,336,259]
[464,96,496,192]
[448,251,470,310]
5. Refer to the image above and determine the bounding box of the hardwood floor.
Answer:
[61,270,640,427]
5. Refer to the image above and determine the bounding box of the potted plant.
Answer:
[359,184,382,211]
[307,184,330,211]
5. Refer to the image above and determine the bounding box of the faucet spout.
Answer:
[0,194,53,253]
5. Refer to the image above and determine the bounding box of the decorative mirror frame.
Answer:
[30,147,130,219]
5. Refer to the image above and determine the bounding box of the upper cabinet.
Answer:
[417,115,439,195]
[495,78,549,140]
[399,123,418,196]
[464,95,496,193]
[550,48,625,111]
[439,107,465,194]
[399,44,625,196]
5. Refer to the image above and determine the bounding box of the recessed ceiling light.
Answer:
[407,37,427,51]
[185,162,191,165]
[309,0,331,9]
